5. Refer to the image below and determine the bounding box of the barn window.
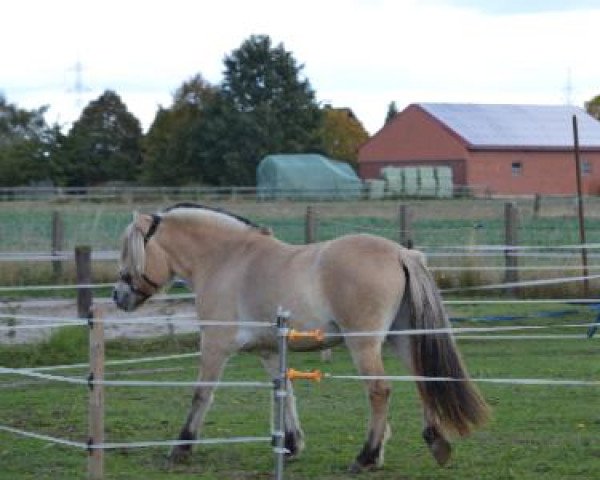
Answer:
[582,160,592,175]
[511,162,522,176]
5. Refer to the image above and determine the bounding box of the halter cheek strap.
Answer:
[143,214,162,244]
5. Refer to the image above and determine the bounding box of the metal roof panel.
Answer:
[418,103,600,148]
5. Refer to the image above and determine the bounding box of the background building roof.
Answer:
[417,103,600,149]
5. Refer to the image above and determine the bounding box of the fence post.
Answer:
[532,194,541,218]
[305,206,331,362]
[76,246,93,318]
[88,307,105,480]
[51,212,64,278]
[273,308,289,480]
[398,204,413,248]
[304,206,317,244]
[504,202,519,292]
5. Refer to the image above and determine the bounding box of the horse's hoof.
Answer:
[348,461,377,474]
[167,446,192,466]
[284,430,304,461]
[431,438,452,466]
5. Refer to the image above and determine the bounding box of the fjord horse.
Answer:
[113,203,489,473]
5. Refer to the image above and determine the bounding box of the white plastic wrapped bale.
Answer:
[380,167,404,196]
[435,166,453,198]
[403,167,419,195]
[419,166,436,196]
[365,179,386,199]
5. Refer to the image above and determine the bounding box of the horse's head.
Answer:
[113,212,172,311]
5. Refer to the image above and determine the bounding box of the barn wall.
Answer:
[468,150,600,195]
[358,105,469,184]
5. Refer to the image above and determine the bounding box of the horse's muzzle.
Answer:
[113,283,139,311]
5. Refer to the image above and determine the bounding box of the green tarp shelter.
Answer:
[257,154,362,199]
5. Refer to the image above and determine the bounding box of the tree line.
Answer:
[0,35,369,187]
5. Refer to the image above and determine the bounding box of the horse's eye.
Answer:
[120,271,132,283]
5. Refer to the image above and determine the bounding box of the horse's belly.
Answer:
[287,320,343,352]
[235,320,342,352]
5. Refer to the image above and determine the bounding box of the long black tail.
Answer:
[402,251,490,436]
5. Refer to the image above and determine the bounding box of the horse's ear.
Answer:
[133,212,153,233]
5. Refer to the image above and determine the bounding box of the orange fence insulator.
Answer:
[286,368,323,382]
[287,328,325,343]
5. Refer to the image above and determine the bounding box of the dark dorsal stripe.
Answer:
[163,202,262,229]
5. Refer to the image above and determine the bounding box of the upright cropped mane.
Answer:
[163,203,257,226]
[163,203,268,233]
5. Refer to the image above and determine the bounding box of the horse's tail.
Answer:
[400,250,490,437]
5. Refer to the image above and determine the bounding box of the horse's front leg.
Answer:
[169,332,233,464]
[346,337,392,473]
[260,352,305,458]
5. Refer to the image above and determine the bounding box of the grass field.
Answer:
[1,302,599,479]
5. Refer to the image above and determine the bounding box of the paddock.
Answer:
[1,198,600,478]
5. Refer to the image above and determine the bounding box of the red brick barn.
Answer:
[358,103,600,195]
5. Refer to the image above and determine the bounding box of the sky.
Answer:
[2,0,600,135]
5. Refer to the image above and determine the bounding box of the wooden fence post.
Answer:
[532,194,541,218]
[305,206,317,244]
[88,307,105,480]
[398,204,413,248]
[51,212,64,278]
[76,246,93,318]
[504,202,519,292]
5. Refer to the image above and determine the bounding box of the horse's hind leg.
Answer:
[346,337,392,473]
[260,353,305,458]
[422,414,451,466]
[169,333,232,464]
[387,332,452,466]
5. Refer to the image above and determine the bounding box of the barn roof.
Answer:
[417,103,600,150]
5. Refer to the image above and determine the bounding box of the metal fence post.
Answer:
[504,202,519,293]
[273,308,290,480]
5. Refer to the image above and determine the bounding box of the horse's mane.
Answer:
[121,222,146,276]
[163,203,270,234]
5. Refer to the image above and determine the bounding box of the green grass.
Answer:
[1,302,600,478]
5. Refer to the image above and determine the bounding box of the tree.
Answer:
[0,95,59,186]
[585,95,600,121]
[320,106,369,169]
[198,34,323,185]
[141,75,218,185]
[54,90,142,186]
[385,101,399,125]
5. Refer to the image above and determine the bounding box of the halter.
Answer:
[119,271,159,301]
[143,214,162,244]
[121,213,163,299]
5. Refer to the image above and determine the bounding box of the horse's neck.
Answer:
[161,223,254,285]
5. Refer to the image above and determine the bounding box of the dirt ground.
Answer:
[0,297,198,345]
